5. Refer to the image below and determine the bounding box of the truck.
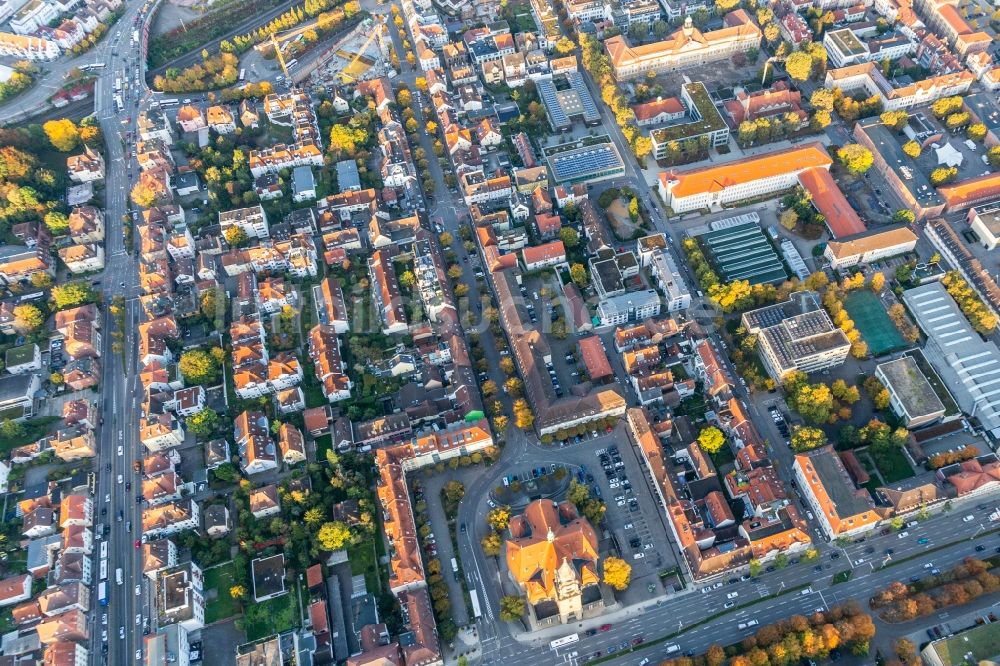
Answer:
[98,581,108,606]
[451,557,459,581]
[665,644,680,654]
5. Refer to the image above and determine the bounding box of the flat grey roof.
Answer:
[876,356,945,419]
[856,118,945,208]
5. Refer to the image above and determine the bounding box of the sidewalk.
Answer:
[505,586,700,648]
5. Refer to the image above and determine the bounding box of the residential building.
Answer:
[234,411,277,475]
[66,146,104,183]
[969,204,1000,251]
[794,446,880,539]
[220,205,269,240]
[156,562,204,631]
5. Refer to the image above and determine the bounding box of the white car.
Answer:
[727,591,738,599]
[135,584,141,596]
[724,601,736,609]
[633,552,645,559]
[616,500,626,507]
[623,523,634,530]
[898,531,909,539]
[135,613,141,625]
[118,445,124,456]
[136,650,142,661]
[701,586,711,594]
[963,515,975,522]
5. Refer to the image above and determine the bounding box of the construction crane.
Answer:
[268,31,292,80]
[339,18,387,84]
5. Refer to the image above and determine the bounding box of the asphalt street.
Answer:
[90,4,153,665]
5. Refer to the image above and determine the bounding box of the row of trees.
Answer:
[578,34,652,162]
[941,271,998,335]
[926,444,979,470]
[665,603,876,666]
[153,51,240,93]
[736,113,806,148]
[821,279,872,359]
[871,557,1000,622]
[887,303,920,344]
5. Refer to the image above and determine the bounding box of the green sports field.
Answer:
[843,290,906,356]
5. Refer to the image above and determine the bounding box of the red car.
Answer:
[134,540,141,549]
[599,624,612,632]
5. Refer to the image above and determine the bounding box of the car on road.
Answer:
[964,515,975,522]
[918,537,929,544]
[727,592,738,599]
[599,624,612,631]
[135,614,141,625]
[724,601,736,609]
[119,627,125,639]
[976,545,986,551]
[136,650,142,661]
[135,584,141,596]
[134,539,141,549]
[898,531,909,539]
[586,629,597,636]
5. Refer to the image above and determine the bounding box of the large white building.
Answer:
[596,289,661,326]
[658,142,833,213]
[824,62,973,110]
[741,291,851,381]
[648,249,691,312]
[903,282,1000,438]
[823,226,918,269]
[969,204,1000,251]
[0,31,60,59]
[874,357,947,428]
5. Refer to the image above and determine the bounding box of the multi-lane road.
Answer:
[89,5,153,665]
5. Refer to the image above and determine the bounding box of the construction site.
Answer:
[262,17,392,86]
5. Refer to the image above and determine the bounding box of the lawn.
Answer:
[867,445,914,484]
[843,290,907,356]
[203,562,241,625]
[930,620,1000,665]
[348,540,380,594]
[242,583,300,641]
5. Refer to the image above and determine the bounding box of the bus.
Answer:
[115,568,123,586]
[114,77,121,91]
[99,559,108,581]
[470,588,482,620]
[98,581,108,606]
[100,541,109,560]
[239,68,246,81]
[550,634,579,650]
[114,94,124,113]
[132,29,139,43]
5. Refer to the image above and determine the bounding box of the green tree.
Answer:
[0,419,24,440]
[43,211,69,235]
[316,521,352,551]
[837,144,874,175]
[186,409,219,438]
[567,479,590,506]
[212,462,240,483]
[697,426,726,454]
[499,595,525,622]
[51,282,96,310]
[559,226,579,247]
[892,209,915,225]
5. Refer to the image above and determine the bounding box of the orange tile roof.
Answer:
[578,335,613,381]
[797,167,866,237]
[938,171,1000,210]
[632,96,684,122]
[521,240,566,267]
[661,142,832,199]
[505,500,599,605]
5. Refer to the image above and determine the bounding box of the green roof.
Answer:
[5,344,36,368]
[650,82,727,145]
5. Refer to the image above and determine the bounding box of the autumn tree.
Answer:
[486,505,511,531]
[790,426,826,452]
[870,272,885,293]
[481,531,502,556]
[780,209,799,230]
[130,181,162,209]
[12,304,43,333]
[570,263,588,287]
[785,51,814,81]
[51,282,96,310]
[224,226,249,247]
[837,144,874,175]
[697,426,726,454]
[513,399,534,430]
[879,110,909,131]
[43,119,79,152]
[316,521,352,551]
[44,211,69,235]
[602,556,632,591]
[902,140,921,158]
[499,595,525,621]
[559,226,579,247]
[230,585,246,599]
